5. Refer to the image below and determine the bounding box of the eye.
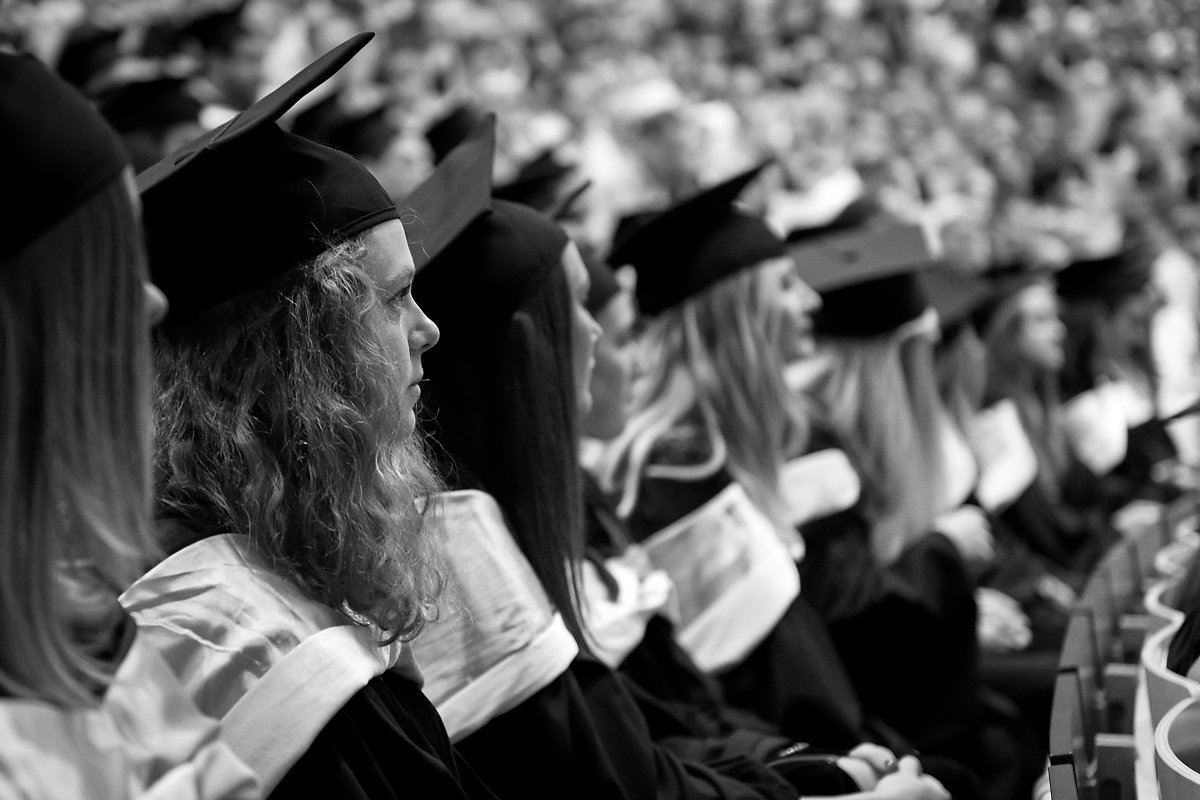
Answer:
[387,284,412,308]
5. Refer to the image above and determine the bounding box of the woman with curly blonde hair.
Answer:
[119,35,494,800]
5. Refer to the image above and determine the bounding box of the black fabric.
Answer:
[140,33,401,319]
[0,50,129,260]
[271,671,496,799]
[799,503,981,752]
[454,654,798,800]
[607,163,788,316]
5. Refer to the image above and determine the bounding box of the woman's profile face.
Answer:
[562,242,602,417]
[1013,283,1065,372]
[582,288,636,441]
[362,219,441,439]
[758,257,821,362]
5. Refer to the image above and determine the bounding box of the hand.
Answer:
[976,588,1032,652]
[848,743,899,777]
[934,505,994,565]
[874,756,951,800]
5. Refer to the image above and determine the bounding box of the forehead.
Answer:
[361,219,414,282]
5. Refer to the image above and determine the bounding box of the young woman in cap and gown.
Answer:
[405,122,950,800]
[576,251,926,796]
[114,34,496,800]
[783,223,1042,800]
[972,267,1110,582]
[0,52,257,800]
[1055,233,1186,513]
[590,168,987,800]
[922,266,1075,753]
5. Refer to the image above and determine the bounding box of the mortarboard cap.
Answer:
[1,51,129,261]
[403,116,569,353]
[402,115,496,273]
[140,33,400,320]
[1055,240,1155,307]
[919,267,992,335]
[56,24,122,90]
[425,102,487,164]
[606,162,788,316]
[291,94,399,162]
[794,225,935,338]
[493,148,575,211]
[97,75,202,133]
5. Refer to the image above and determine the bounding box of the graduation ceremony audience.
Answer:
[5,1,1200,799]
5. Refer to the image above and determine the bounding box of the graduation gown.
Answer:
[0,626,258,800]
[585,478,866,795]
[412,489,800,800]
[119,527,494,800]
[622,448,872,751]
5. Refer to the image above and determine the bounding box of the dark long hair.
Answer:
[420,263,588,642]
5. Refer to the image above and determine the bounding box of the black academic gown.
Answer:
[453,654,800,800]
[272,671,498,800]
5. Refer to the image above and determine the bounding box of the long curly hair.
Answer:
[153,238,444,643]
[597,263,808,532]
[0,175,158,707]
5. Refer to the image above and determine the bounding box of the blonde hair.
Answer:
[154,238,445,644]
[0,176,158,707]
[982,282,1069,497]
[597,263,807,530]
[816,318,948,564]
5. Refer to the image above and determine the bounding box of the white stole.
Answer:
[639,481,801,673]
[120,534,409,795]
[780,448,862,527]
[968,399,1039,512]
[1060,381,1130,475]
[0,637,258,800]
[580,549,678,669]
[411,490,579,742]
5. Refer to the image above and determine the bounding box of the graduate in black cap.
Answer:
[0,50,256,800]
[593,168,989,800]
[923,266,1076,756]
[1056,235,1183,508]
[117,34,495,800]
[406,120,946,800]
[791,225,1043,800]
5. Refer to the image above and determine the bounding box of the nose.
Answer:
[143,282,169,327]
[412,299,440,354]
[798,278,822,313]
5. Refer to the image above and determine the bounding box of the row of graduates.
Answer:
[3,29,1188,800]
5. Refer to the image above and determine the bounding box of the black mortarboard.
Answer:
[794,225,935,338]
[920,267,992,335]
[785,195,880,244]
[606,163,787,316]
[970,265,1054,335]
[402,116,569,353]
[140,33,400,319]
[96,75,202,133]
[291,95,399,162]
[493,148,575,211]
[1,51,129,261]
[55,24,122,90]
[425,102,487,164]
[1055,240,1155,307]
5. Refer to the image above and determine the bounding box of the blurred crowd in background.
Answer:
[6,0,1200,278]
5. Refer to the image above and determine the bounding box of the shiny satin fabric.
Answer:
[411,490,579,742]
[0,636,259,800]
